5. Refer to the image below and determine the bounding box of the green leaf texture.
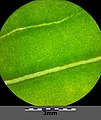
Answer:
[0,1,101,106]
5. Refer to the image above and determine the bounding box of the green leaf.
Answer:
[0,0,101,106]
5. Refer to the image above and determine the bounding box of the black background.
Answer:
[0,0,101,106]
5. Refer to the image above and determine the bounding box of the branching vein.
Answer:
[0,12,83,39]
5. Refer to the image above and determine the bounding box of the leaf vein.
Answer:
[0,12,83,39]
[4,56,101,85]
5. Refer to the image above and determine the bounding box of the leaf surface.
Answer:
[0,1,101,106]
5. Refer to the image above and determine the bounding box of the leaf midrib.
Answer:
[4,56,101,85]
